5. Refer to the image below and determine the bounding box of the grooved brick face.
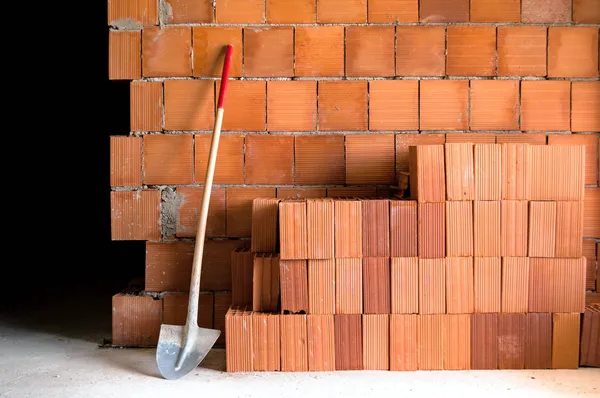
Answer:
[396,134,445,174]
[216,0,264,23]
[267,81,317,131]
[244,27,294,77]
[548,133,598,185]
[164,80,215,131]
[295,27,344,77]
[573,0,600,23]
[142,26,192,77]
[278,188,326,199]
[143,134,193,185]
[245,135,294,185]
[130,81,163,132]
[420,0,469,22]
[522,0,572,22]
[317,0,366,23]
[521,81,571,131]
[470,0,520,22]
[109,30,141,80]
[470,80,520,131]
[192,27,242,77]
[108,0,158,25]
[226,188,276,237]
[194,134,244,184]
[295,135,345,185]
[420,80,468,131]
[548,27,599,78]
[497,26,547,77]
[368,0,418,22]
[164,0,214,23]
[266,0,316,23]
[395,26,445,77]
[447,26,497,76]
[111,190,161,240]
[369,81,418,131]
[346,135,395,185]
[217,80,266,131]
[318,81,368,131]
[110,136,142,187]
[346,26,395,77]
[176,186,226,237]
[571,82,600,133]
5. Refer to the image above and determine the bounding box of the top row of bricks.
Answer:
[108,0,600,26]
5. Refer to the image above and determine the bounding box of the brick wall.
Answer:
[108,0,600,346]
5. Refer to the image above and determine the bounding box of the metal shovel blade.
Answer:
[156,323,221,380]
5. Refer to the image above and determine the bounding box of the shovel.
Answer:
[156,44,233,381]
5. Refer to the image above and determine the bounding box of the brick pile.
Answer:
[107,0,600,355]
[225,143,599,371]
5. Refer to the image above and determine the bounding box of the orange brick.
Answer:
[110,136,142,187]
[395,26,445,77]
[192,27,242,77]
[217,80,266,131]
[245,135,294,185]
[328,187,377,198]
[470,0,520,22]
[216,0,264,22]
[295,26,344,77]
[346,135,395,185]
[277,188,326,199]
[474,201,502,257]
[369,81,418,131]
[266,0,315,22]
[548,133,598,186]
[446,134,496,144]
[175,186,226,237]
[130,81,162,132]
[110,190,161,240]
[164,80,214,131]
[548,27,599,78]
[521,81,570,131]
[497,26,547,77]
[142,26,191,77]
[368,0,417,22]
[572,82,600,133]
[194,134,244,184]
[226,188,276,237]
[496,134,546,145]
[108,0,158,25]
[111,294,162,347]
[244,27,294,77]
[318,81,367,131]
[108,30,141,80]
[164,0,214,23]
[573,0,600,23]
[522,0,571,22]
[470,80,520,131]
[420,0,468,21]
[267,81,316,131]
[143,134,193,185]
[420,80,468,130]
[584,188,600,238]
[447,26,496,76]
[295,135,345,185]
[317,0,366,22]
[396,134,445,175]
[346,26,395,77]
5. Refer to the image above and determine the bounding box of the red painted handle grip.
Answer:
[217,45,233,109]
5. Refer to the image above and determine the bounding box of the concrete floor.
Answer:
[1,289,599,398]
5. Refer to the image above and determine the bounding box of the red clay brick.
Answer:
[267,81,317,131]
[318,81,367,131]
[444,314,471,370]
[217,80,266,131]
[362,200,390,257]
[470,0,520,22]
[279,200,308,260]
[251,198,280,253]
[346,134,395,185]
[391,257,418,314]
[112,293,162,347]
[278,188,326,199]
[368,0,418,22]
[163,292,213,329]
[498,313,526,369]
[474,200,501,257]
[552,313,581,369]
[418,314,444,369]
[395,26,445,77]
[420,0,468,22]
[334,200,363,258]
[295,26,344,77]
[307,314,335,371]
[328,187,377,198]
[409,145,446,203]
[226,187,276,237]
[419,258,445,314]
[164,80,214,131]
[245,135,294,185]
[165,0,213,23]
[130,81,162,132]
[336,258,363,314]
[548,27,599,78]
[175,186,226,237]
[194,134,244,185]
[446,257,475,314]
[142,26,191,77]
[109,30,141,80]
[548,133,598,186]
[390,201,418,258]
[143,134,193,185]
[573,0,600,23]
[522,0,571,22]
[363,258,391,314]
[225,308,253,371]
[266,0,315,22]
[496,134,547,145]
[420,80,468,130]
[446,201,474,257]
[231,249,253,307]
[108,0,158,25]
[192,27,242,77]
[295,135,345,185]
[474,257,501,313]
[280,260,309,313]
[216,0,264,22]
[111,190,161,241]
[253,254,281,312]
[346,26,395,77]
[334,314,363,370]
[497,26,547,77]
[369,81,418,131]
[317,0,366,22]
[244,27,294,77]
[396,134,445,175]
[214,292,232,345]
[447,26,496,76]
[110,136,142,187]
[584,188,600,238]
[470,80,520,131]
[471,313,498,369]
[521,81,570,131]
[572,82,600,133]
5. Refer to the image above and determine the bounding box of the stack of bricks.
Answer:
[225,142,600,371]
[107,0,600,350]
